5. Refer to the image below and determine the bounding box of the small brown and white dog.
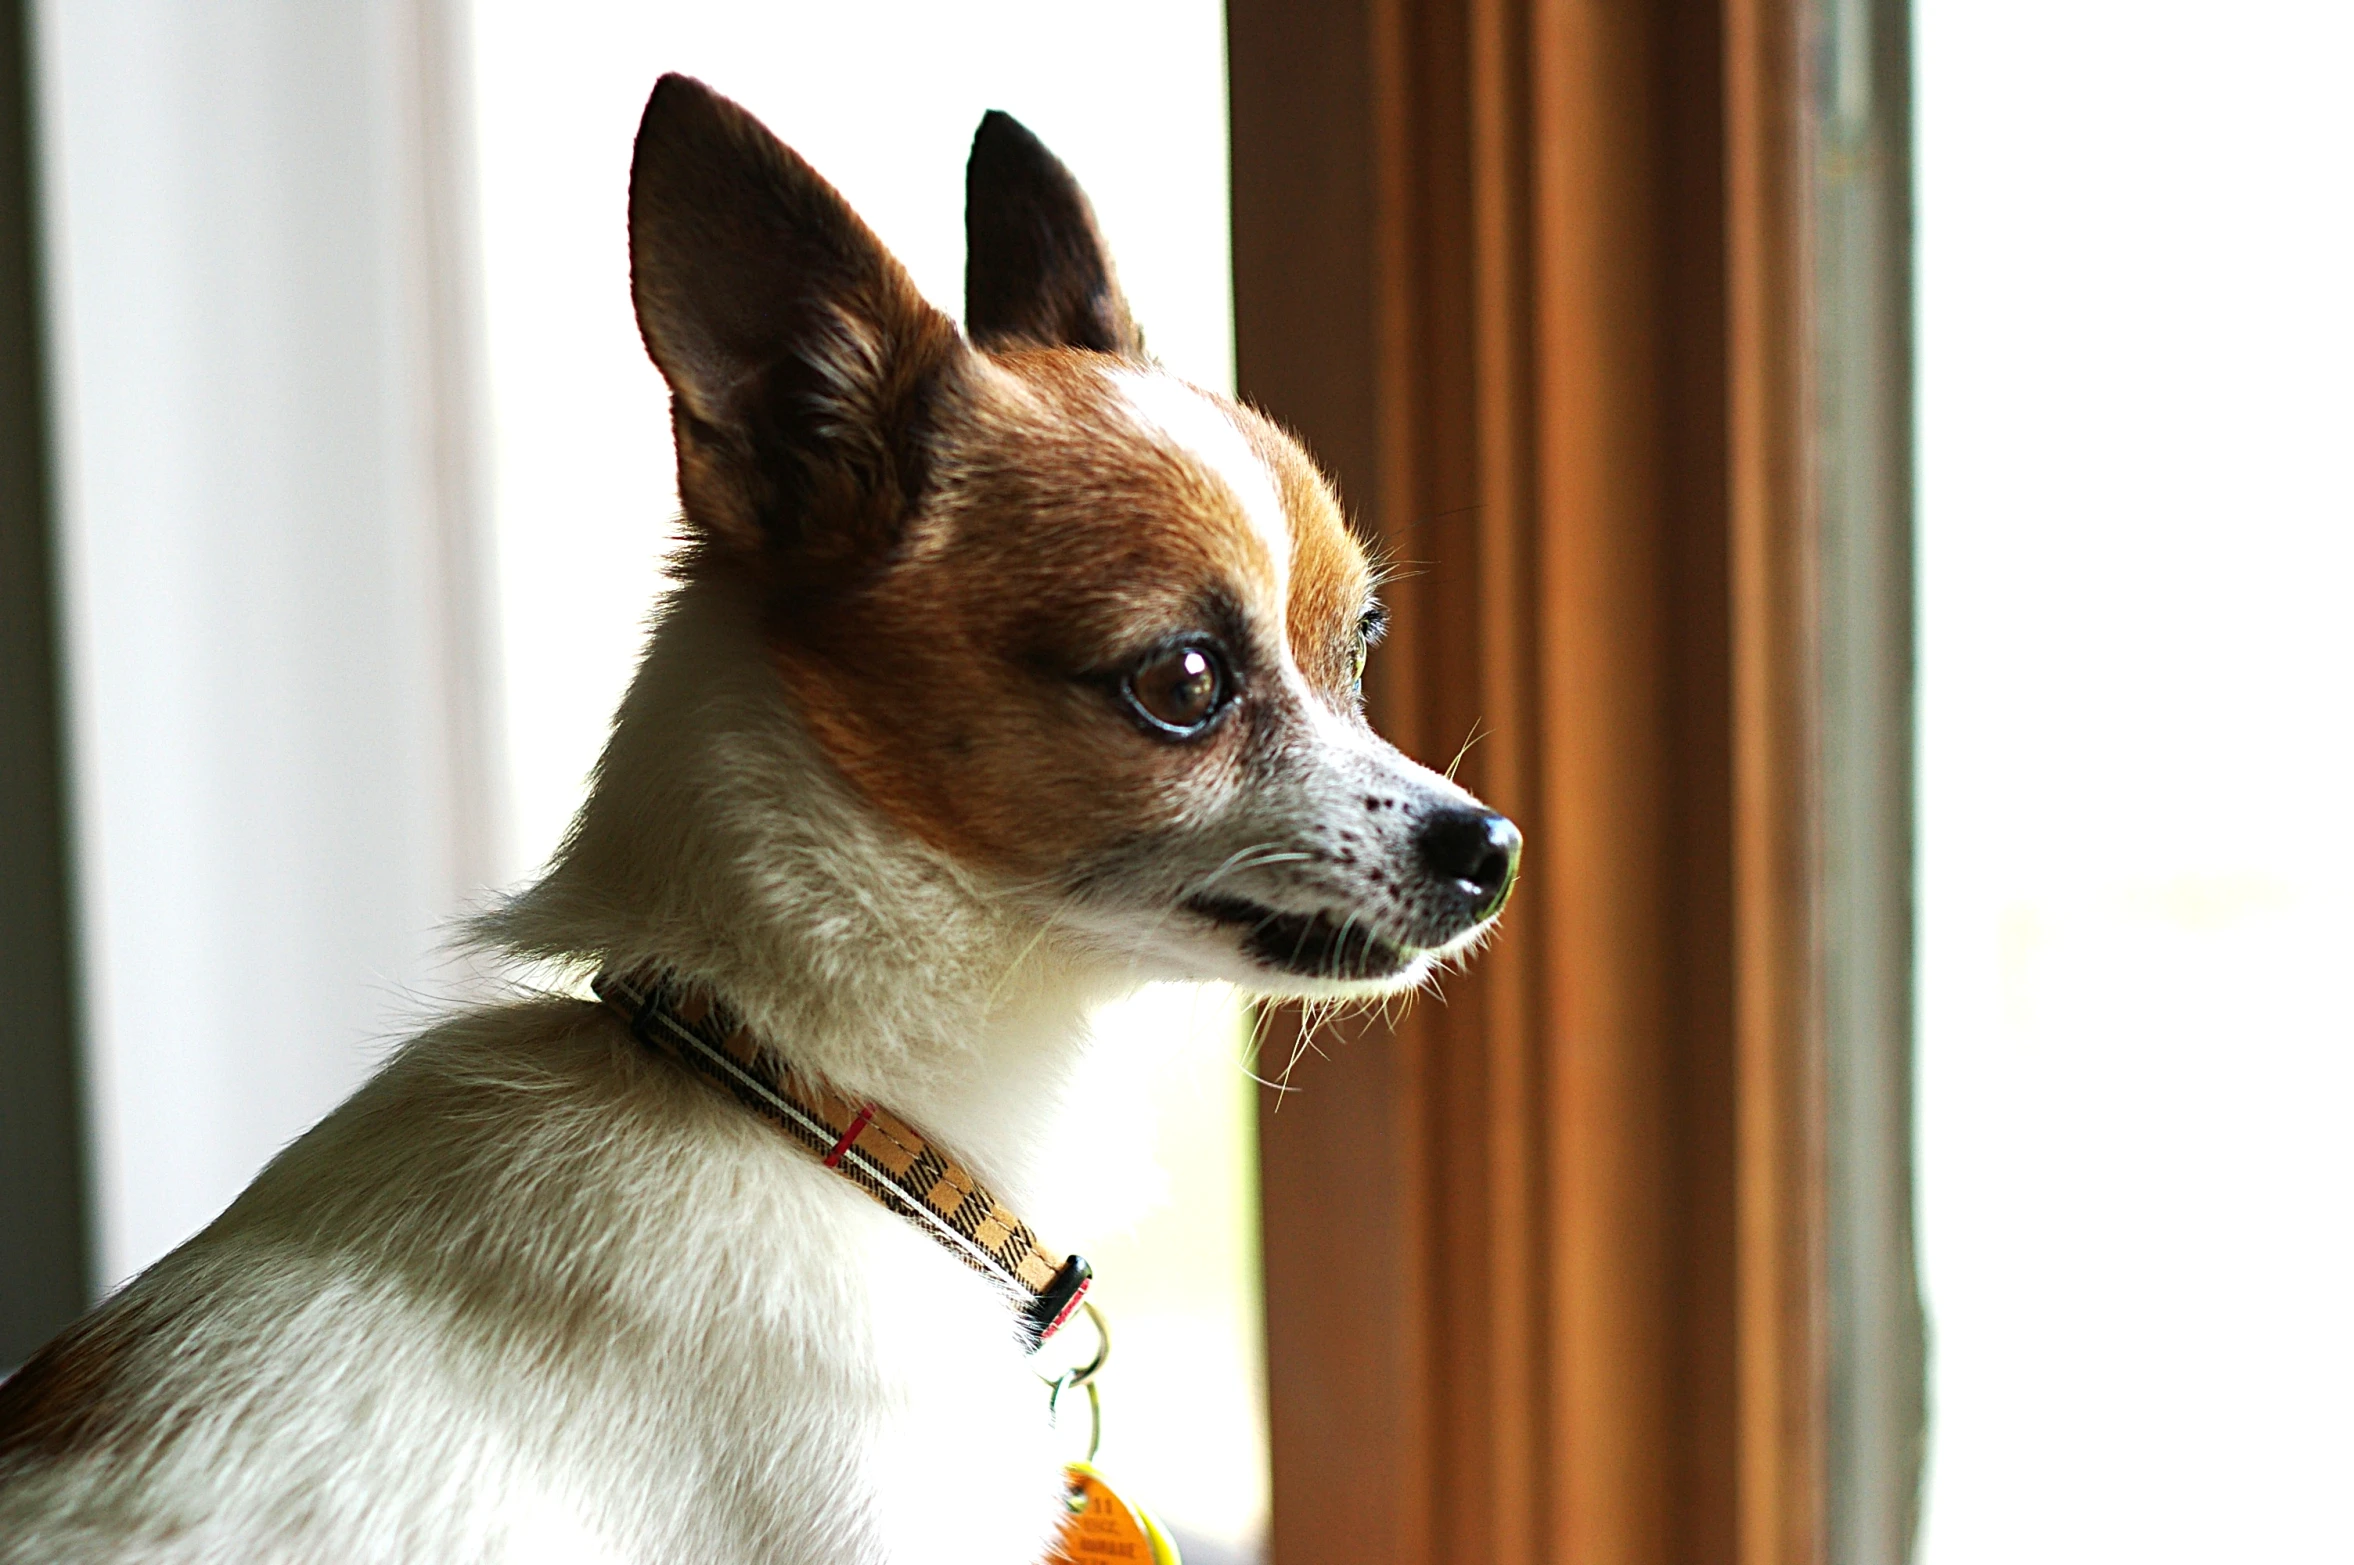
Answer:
[0,77,1518,1564]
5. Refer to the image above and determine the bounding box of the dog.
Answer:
[0,76,1519,1563]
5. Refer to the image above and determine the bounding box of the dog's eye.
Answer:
[1349,604,1385,692]
[1127,643,1229,736]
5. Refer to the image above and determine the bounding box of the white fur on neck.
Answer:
[487,572,1137,1205]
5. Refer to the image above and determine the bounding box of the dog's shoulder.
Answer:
[0,1287,152,1475]
[0,997,676,1557]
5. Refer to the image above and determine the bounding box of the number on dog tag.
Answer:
[1047,1463,1181,1565]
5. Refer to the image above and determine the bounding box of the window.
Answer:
[32,5,2334,1560]
[1915,4,2354,1557]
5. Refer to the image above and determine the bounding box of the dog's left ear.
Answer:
[964,111,1145,357]
[630,74,968,576]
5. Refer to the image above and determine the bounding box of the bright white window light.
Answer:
[467,4,1265,1557]
[1915,3,2354,1559]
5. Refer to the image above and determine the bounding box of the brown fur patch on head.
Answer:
[625,81,1385,888]
[749,354,1375,881]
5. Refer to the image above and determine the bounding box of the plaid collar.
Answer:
[591,968,1093,1351]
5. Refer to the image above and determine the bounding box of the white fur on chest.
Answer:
[334,1008,1074,1565]
[0,1006,1073,1565]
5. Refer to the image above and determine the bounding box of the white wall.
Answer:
[33,0,499,1290]
[1916,3,2354,1558]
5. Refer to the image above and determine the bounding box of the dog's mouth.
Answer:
[1184,894,1416,981]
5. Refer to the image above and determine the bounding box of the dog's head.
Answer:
[628,76,1518,999]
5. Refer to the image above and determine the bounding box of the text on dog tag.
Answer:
[1047,1462,1180,1565]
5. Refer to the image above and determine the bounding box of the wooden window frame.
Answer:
[1229,2,1920,1560]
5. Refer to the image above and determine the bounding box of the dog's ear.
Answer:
[630,74,966,571]
[964,111,1144,357]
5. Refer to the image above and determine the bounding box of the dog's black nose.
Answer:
[1417,806,1522,920]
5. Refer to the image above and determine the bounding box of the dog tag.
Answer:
[1047,1462,1181,1565]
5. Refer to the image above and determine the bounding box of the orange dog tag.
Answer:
[1047,1463,1182,1565]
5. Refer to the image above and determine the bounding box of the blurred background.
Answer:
[1914,4,2353,1558]
[0,3,2348,1564]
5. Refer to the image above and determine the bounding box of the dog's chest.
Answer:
[604,1185,1073,1564]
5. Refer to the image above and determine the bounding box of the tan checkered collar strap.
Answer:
[591,968,1093,1351]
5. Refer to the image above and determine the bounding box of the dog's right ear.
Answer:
[630,75,966,572]
[964,111,1144,357]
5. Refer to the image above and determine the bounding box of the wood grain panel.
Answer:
[1231,1,1825,1560]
